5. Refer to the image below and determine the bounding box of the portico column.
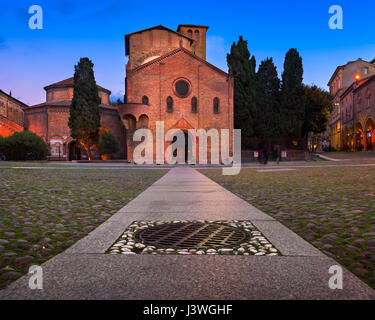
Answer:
[126,129,135,162]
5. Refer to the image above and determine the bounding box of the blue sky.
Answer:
[0,0,374,105]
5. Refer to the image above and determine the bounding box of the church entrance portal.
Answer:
[172,131,192,163]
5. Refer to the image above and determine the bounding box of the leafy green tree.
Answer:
[0,135,6,156]
[303,85,332,138]
[255,58,281,138]
[110,98,123,106]
[227,36,257,137]
[0,131,49,160]
[280,48,305,138]
[68,57,101,160]
[98,131,119,156]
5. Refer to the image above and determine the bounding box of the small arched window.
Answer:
[142,95,149,105]
[187,29,193,38]
[167,96,173,113]
[194,30,199,41]
[139,114,149,128]
[213,97,220,114]
[191,97,197,113]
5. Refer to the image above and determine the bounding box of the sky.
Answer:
[0,0,374,105]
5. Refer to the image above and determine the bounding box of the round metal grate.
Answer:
[135,222,248,249]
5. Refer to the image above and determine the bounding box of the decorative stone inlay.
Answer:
[106,220,281,256]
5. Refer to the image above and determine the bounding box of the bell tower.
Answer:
[177,24,209,60]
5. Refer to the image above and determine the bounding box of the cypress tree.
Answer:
[280,48,305,138]
[255,58,281,139]
[227,36,256,137]
[68,57,101,160]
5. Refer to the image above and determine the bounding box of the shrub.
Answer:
[0,131,49,160]
[0,135,7,156]
[98,131,119,156]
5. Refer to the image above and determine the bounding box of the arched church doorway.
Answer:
[123,114,137,162]
[68,141,81,161]
[355,123,365,151]
[365,118,375,150]
[172,131,192,163]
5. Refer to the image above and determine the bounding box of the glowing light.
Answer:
[355,74,360,80]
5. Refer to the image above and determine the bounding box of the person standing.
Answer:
[274,144,281,165]
[263,146,269,165]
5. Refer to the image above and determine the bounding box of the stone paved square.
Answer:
[0,166,167,289]
[1,166,374,300]
[201,164,375,290]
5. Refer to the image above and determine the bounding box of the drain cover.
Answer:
[135,222,247,249]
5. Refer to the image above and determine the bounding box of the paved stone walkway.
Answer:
[0,167,374,299]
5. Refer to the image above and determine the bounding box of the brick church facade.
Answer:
[0,24,234,162]
[119,25,234,162]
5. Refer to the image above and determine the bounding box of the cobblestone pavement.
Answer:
[201,165,375,289]
[0,168,167,289]
[0,166,374,299]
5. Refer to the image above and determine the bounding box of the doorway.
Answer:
[69,141,81,161]
[172,132,192,163]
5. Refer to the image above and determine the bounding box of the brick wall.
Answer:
[24,106,48,140]
[0,91,26,137]
[100,107,126,159]
[24,103,125,160]
[46,87,110,105]
[128,29,193,69]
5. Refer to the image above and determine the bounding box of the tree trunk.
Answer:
[81,140,91,160]
[86,140,91,160]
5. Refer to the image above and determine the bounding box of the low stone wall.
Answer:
[241,150,310,162]
[71,160,130,163]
